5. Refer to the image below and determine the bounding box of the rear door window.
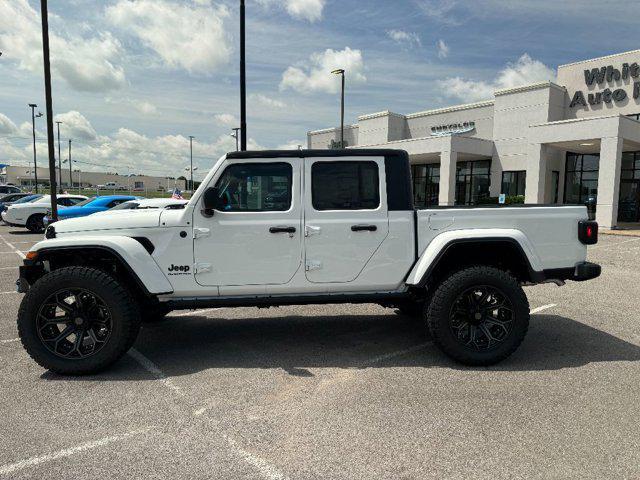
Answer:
[311,161,380,210]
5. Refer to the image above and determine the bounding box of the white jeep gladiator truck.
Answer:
[16,149,601,374]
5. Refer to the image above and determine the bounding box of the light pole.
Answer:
[189,135,195,191]
[40,0,59,219]
[67,139,72,187]
[55,120,63,192]
[231,127,240,151]
[240,0,247,151]
[331,68,345,148]
[28,105,43,193]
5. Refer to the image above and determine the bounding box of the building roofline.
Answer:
[558,49,640,69]
[494,81,566,96]
[358,110,405,121]
[405,100,494,119]
[308,124,358,135]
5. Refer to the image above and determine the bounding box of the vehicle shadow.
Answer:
[41,311,640,382]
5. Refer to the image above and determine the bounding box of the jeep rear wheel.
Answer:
[18,267,141,375]
[426,266,529,366]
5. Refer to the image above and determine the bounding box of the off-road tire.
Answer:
[426,266,529,366]
[26,213,45,233]
[18,266,141,375]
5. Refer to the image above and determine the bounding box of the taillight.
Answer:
[578,220,598,245]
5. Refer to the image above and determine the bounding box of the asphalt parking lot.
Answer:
[0,224,638,479]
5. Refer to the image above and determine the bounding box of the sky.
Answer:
[0,0,639,180]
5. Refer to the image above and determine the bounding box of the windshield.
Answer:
[14,194,42,204]
[73,197,97,207]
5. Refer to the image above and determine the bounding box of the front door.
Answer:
[303,157,389,283]
[193,159,303,287]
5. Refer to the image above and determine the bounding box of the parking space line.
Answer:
[0,338,20,344]
[128,348,184,397]
[171,308,219,317]
[0,427,152,476]
[530,304,556,314]
[361,342,433,367]
[0,267,18,270]
[223,433,289,480]
[0,235,26,259]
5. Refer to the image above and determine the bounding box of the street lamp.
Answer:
[185,166,198,193]
[67,139,72,187]
[240,0,247,151]
[231,127,240,151]
[331,68,345,149]
[55,120,63,192]
[189,135,195,191]
[28,104,43,193]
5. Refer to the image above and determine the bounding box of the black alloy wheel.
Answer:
[36,288,112,359]
[449,285,514,351]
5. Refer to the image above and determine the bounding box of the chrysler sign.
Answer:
[430,121,476,137]
[570,62,640,109]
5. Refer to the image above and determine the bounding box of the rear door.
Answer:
[303,157,389,283]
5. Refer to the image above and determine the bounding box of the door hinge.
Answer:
[305,225,321,237]
[194,263,212,274]
[193,227,211,239]
[305,260,322,271]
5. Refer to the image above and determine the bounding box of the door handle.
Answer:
[269,226,296,234]
[351,224,377,232]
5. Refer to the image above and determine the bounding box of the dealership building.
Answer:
[308,50,640,229]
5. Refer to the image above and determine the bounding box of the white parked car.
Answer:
[2,194,87,232]
[92,197,188,215]
[16,149,601,374]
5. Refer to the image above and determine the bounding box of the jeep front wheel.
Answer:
[426,266,529,366]
[17,267,141,375]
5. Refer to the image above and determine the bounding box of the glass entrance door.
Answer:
[618,152,640,223]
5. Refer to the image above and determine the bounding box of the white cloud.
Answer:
[256,0,326,22]
[249,94,286,109]
[214,113,239,127]
[386,30,421,48]
[439,53,555,102]
[436,39,449,59]
[415,0,465,26]
[276,140,304,150]
[0,110,269,177]
[0,0,126,92]
[280,47,366,94]
[106,0,231,74]
[53,111,99,141]
[0,113,19,135]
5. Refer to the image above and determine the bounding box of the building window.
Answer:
[455,160,491,205]
[501,171,526,197]
[411,164,440,207]
[312,161,379,210]
[618,151,640,222]
[564,153,599,204]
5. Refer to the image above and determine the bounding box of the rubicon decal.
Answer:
[167,264,191,275]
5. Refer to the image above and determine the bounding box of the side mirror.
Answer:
[202,187,219,217]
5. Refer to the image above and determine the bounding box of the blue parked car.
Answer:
[44,195,139,226]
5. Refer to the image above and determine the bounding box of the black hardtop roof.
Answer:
[226,149,408,159]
